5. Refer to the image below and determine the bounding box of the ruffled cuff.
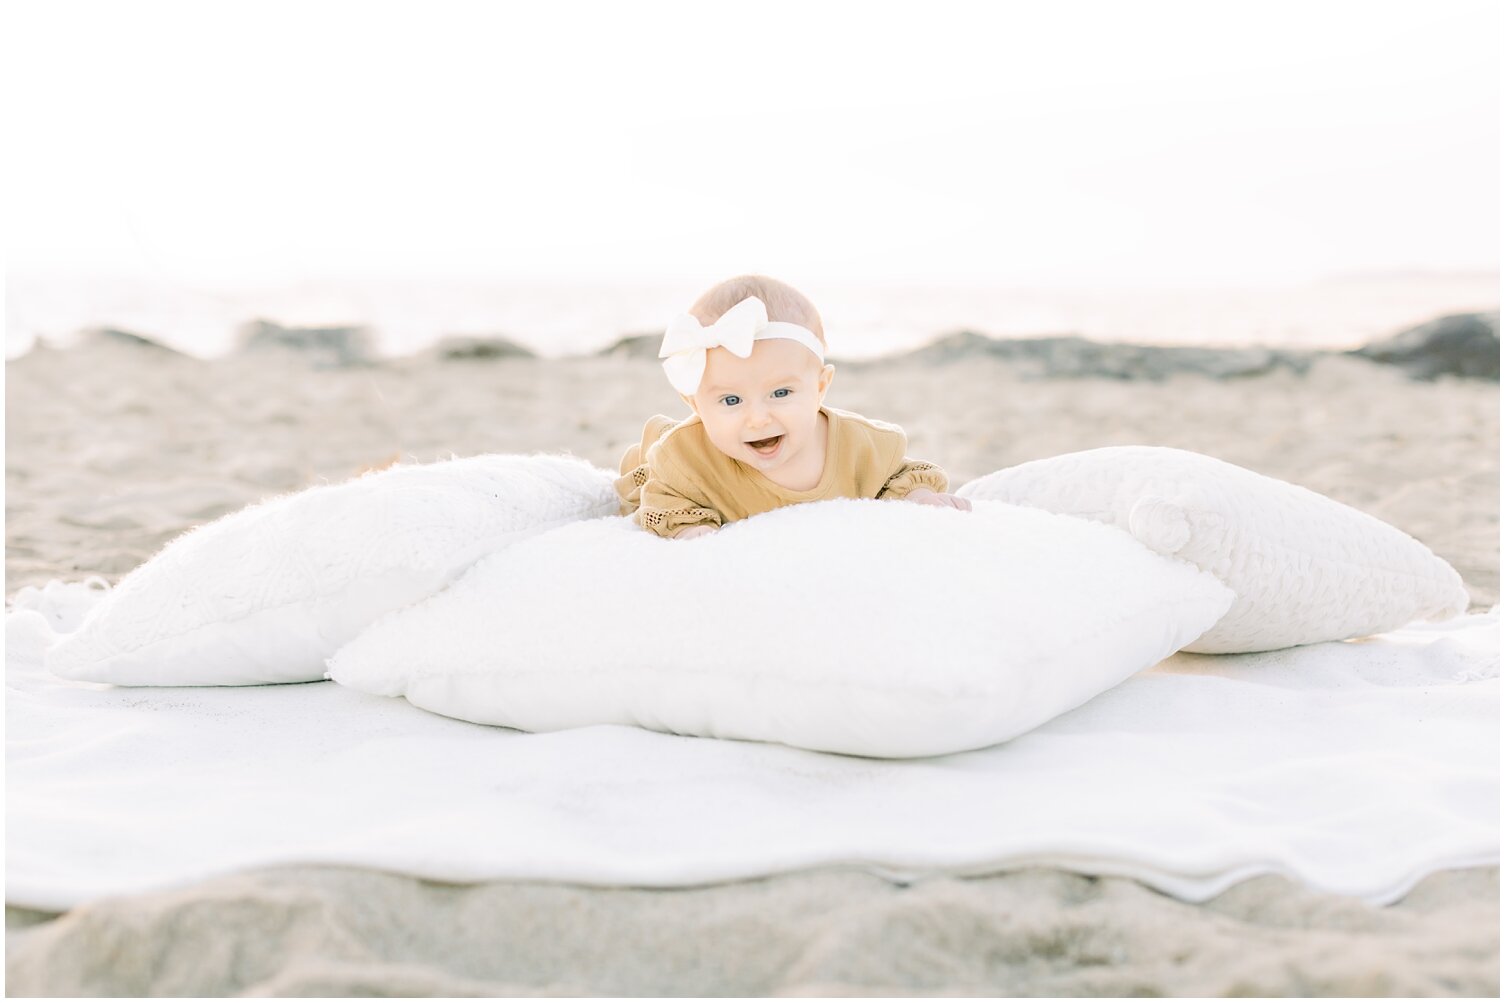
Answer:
[877,460,949,500]
[638,503,723,538]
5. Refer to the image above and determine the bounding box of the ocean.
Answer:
[5,271,1498,362]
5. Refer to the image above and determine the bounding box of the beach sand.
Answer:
[4,337,1499,995]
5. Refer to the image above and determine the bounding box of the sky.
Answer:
[4,0,1500,289]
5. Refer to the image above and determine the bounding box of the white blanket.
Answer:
[6,582,1498,912]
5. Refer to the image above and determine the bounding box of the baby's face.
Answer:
[684,338,836,477]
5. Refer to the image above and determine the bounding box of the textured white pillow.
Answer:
[46,454,619,686]
[956,446,1469,653]
[327,500,1234,758]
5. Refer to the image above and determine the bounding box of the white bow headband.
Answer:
[659,295,826,396]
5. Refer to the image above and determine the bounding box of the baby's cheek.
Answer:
[709,429,746,457]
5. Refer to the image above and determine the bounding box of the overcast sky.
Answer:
[6,0,1499,288]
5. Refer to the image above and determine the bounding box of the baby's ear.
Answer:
[818,363,836,398]
[679,392,699,415]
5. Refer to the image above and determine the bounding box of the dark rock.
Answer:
[906,330,996,363]
[77,328,184,354]
[902,331,1317,380]
[596,333,662,360]
[235,319,376,368]
[432,335,536,360]
[1349,312,1499,380]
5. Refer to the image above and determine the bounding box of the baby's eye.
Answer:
[719,395,741,407]
[771,388,792,399]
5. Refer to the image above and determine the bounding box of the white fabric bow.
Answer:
[658,295,824,396]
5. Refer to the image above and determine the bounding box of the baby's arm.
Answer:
[878,459,972,511]
[638,473,724,539]
[903,487,972,511]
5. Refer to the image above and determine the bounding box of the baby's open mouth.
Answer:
[746,435,783,454]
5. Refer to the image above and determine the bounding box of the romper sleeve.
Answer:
[876,458,950,500]
[615,414,678,517]
[636,473,723,538]
[621,417,725,538]
[614,441,649,516]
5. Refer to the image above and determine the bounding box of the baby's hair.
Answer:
[689,274,826,348]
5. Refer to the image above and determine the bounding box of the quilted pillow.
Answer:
[956,446,1469,653]
[45,454,619,686]
[327,499,1235,758]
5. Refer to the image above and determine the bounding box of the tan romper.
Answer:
[615,405,950,537]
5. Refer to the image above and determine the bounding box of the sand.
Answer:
[4,336,1499,995]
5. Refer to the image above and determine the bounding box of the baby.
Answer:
[617,274,971,538]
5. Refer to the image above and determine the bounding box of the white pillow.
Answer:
[327,500,1234,758]
[45,454,619,686]
[956,446,1469,653]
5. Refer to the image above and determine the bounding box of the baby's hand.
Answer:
[673,525,720,540]
[904,489,973,512]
